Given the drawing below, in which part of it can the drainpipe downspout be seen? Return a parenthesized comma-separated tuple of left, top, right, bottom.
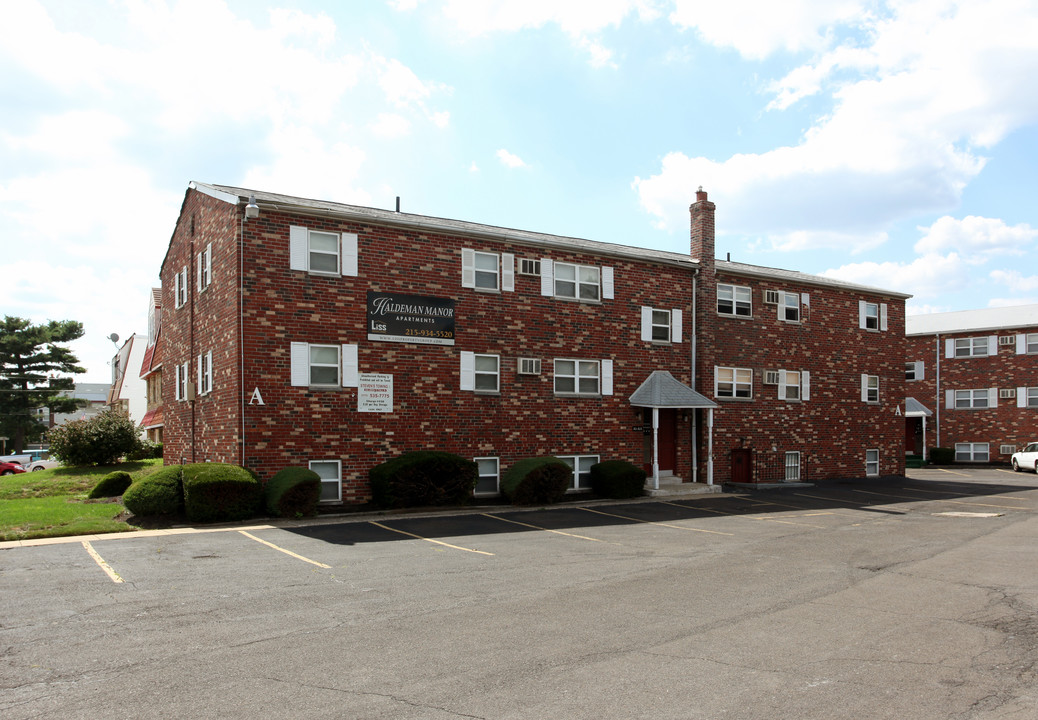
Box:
(935, 333, 941, 450)
(691, 268, 698, 483)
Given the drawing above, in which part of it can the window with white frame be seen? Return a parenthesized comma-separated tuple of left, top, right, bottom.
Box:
(1029, 388, 1038, 408)
(1016, 387, 1038, 408)
(780, 292, 801, 322)
(558, 455, 599, 491)
(310, 460, 342, 502)
(865, 449, 880, 476)
(197, 350, 213, 395)
(954, 337, 992, 357)
(717, 284, 752, 317)
(905, 361, 924, 381)
(715, 366, 752, 399)
(289, 342, 359, 388)
(474, 457, 499, 495)
(640, 307, 683, 343)
(462, 249, 514, 292)
(784, 451, 801, 481)
(554, 359, 602, 395)
(175, 361, 188, 401)
(289, 226, 358, 276)
(858, 301, 888, 331)
(1028, 334, 1038, 354)
(174, 266, 188, 308)
(555, 263, 601, 301)
(197, 242, 212, 292)
(779, 370, 809, 401)
(955, 443, 989, 462)
(955, 389, 990, 409)
(460, 352, 500, 392)
(861, 374, 879, 403)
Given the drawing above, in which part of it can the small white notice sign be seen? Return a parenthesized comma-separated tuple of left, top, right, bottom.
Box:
(358, 373, 393, 413)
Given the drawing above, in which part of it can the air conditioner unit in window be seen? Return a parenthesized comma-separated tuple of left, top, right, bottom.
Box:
(764, 370, 780, 385)
(999, 336, 1014, 346)
(518, 358, 541, 375)
(764, 290, 780, 305)
(518, 258, 541, 276)
(1000, 445, 1017, 455)
(999, 388, 1016, 399)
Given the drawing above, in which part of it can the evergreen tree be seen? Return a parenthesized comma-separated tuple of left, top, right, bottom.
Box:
(0, 316, 86, 453)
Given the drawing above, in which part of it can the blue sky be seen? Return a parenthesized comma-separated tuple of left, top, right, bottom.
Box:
(2, 0, 1038, 382)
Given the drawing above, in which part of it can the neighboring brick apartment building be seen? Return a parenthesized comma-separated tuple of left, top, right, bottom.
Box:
(158, 182, 908, 503)
(906, 305, 1038, 464)
(139, 288, 164, 444)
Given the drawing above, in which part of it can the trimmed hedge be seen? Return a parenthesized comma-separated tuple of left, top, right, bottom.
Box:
(123, 465, 185, 517)
(590, 460, 646, 499)
(929, 447, 954, 464)
(500, 457, 571, 505)
(88, 470, 133, 499)
(370, 451, 478, 509)
(265, 467, 322, 518)
(183, 463, 262, 523)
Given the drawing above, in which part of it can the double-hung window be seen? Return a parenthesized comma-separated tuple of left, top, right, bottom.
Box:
(858, 301, 888, 330)
(197, 351, 213, 396)
(174, 266, 188, 308)
(1021, 387, 1038, 408)
(555, 359, 613, 396)
(865, 449, 880, 476)
(474, 457, 500, 495)
(310, 460, 342, 502)
(905, 361, 924, 381)
(175, 361, 189, 401)
(955, 443, 989, 462)
(952, 388, 993, 409)
(1016, 333, 1038, 354)
(640, 307, 683, 343)
(779, 292, 803, 323)
(715, 366, 752, 399)
(462, 249, 514, 291)
(951, 336, 993, 358)
(540, 260, 613, 301)
(290, 342, 359, 388)
(558, 455, 599, 491)
(289, 226, 359, 276)
(460, 352, 500, 392)
(197, 243, 212, 292)
(717, 284, 752, 317)
(861, 374, 879, 403)
(778, 370, 809, 401)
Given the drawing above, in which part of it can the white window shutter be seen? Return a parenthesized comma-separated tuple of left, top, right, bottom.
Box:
(945, 339, 954, 358)
(778, 369, 786, 399)
(915, 360, 925, 380)
(880, 303, 888, 331)
(946, 390, 954, 409)
(460, 351, 474, 391)
(861, 374, 869, 402)
(290, 342, 309, 387)
(196, 354, 203, 392)
(540, 258, 553, 296)
(713, 366, 721, 397)
(988, 336, 998, 355)
(461, 248, 475, 288)
(777, 292, 785, 321)
(342, 233, 358, 276)
(1017, 334, 1027, 354)
(801, 293, 809, 307)
(342, 344, 358, 387)
(858, 300, 866, 329)
(640, 307, 653, 342)
(502, 253, 514, 292)
(671, 309, 682, 343)
(206, 350, 213, 392)
(989, 388, 998, 408)
(289, 226, 308, 271)
(196, 252, 202, 291)
(802, 371, 810, 401)
(174, 363, 182, 400)
(601, 359, 613, 396)
(174, 271, 181, 306)
(1018, 387, 1027, 408)
(602, 267, 614, 300)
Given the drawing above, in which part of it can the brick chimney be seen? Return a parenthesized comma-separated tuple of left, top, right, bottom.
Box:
(690, 186, 715, 272)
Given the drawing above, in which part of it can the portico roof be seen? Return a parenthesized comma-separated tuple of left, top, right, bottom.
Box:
(905, 397, 933, 417)
(630, 371, 718, 409)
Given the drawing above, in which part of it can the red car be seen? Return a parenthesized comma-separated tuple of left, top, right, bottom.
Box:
(0, 461, 26, 476)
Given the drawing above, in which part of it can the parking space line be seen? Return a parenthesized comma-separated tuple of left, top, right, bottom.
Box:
(482, 514, 612, 543)
(931, 468, 973, 477)
(850, 489, 1024, 510)
(239, 531, 332, 568)
(367, 521, 495, 556)
(82, 541, 123, 584)
(578, 507, 734, 535)
(897, 486, 1029, 502)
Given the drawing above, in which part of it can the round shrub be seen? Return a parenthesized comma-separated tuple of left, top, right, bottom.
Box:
(48, 407, 142, 466)
(182, 463, 261, 523)
(589, 460, 646, 499)
(500, 457, 571, 505)
(265, 467, 321, 518)
(88, 470, 133, 499)
(122, 465, 184, 517)
(370, 451, 478, 509)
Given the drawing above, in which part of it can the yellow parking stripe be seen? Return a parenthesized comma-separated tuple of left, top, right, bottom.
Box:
(578, 507, 733, 535)
(482, 513, 610, 543)
(239, 531, 332, 568)
(367, 521, 494, 556)
(82, 541, 123, 583)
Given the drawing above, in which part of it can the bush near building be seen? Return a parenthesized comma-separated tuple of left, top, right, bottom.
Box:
(48, 408, 142, 466)
(264, 467, 321, 518)
(182, 463, 262, 523)
(88, 470, 133, 499)
(590, 460, 646, 499)
(370, 451, 479, 509)
(122, 465, 185, 517)
(500, 457, 572, 505)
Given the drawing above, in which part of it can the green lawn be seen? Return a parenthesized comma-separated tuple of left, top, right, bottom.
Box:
(0, 459, 163, 541)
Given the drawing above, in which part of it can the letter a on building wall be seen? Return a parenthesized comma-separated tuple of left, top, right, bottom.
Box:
(250, 388, 265, 405)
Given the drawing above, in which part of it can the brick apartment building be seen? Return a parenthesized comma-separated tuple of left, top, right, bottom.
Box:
(139, 288, 164, 444)
(158, 182, 908, 503)
(906, 305, 1038, 464)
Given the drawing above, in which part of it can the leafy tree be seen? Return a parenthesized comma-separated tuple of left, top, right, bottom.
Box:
(0, 316, 86, 452)
(48, 407, 142, 466)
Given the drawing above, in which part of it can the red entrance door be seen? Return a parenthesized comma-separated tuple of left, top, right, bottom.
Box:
(731, 448, 753, 483)
(904, 419, 916, 454)
(658, 409, 677, 473)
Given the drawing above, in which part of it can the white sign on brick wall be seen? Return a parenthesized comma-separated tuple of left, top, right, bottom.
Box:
(358, 373, 393, 413)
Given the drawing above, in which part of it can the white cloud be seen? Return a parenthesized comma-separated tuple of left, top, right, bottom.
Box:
(496, 149, 527, 168)
(370, 113, 412, 138)
(914, 216, 1037, 256)
(989, 270, 1038, 293)
(821, 252, 971, 299)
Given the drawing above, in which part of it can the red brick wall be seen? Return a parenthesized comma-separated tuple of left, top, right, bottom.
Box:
(906, 330, 1038, 460)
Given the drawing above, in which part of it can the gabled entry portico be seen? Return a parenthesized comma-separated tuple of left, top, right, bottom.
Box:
(630, 370, 718, 490)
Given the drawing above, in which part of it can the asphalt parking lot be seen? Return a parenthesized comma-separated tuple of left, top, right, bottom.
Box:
(3, 466, 1037, 719)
